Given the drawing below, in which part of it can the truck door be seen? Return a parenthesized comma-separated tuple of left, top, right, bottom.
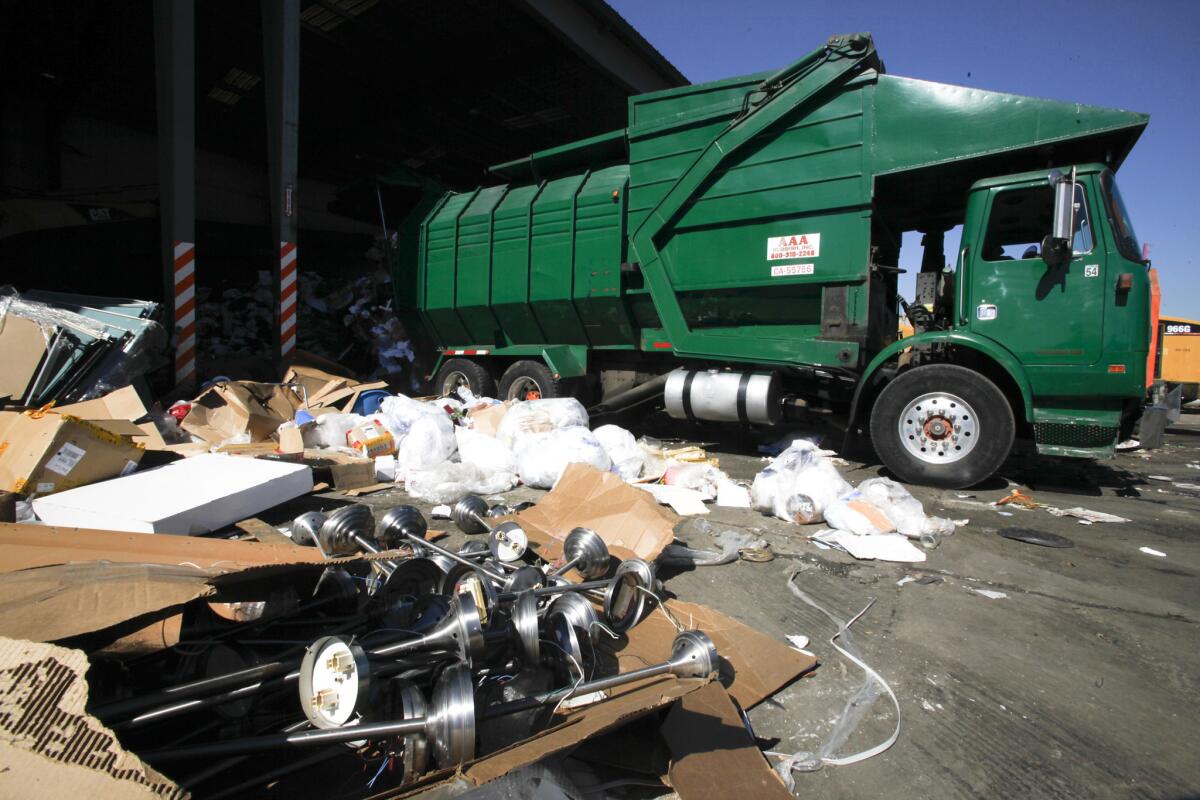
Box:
(966, 180, 1104, 365)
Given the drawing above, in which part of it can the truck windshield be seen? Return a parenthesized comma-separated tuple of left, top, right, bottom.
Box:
(1100, 170, 1143, 263)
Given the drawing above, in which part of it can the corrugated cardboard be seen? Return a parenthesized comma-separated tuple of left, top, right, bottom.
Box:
(56, 385, 169, 450)
(0, 410, 144, 496)
(468, 400, 514, 437)
(181, 381, 302, 444)
(0, 562, 214, 643)
(662, 682, 793, 800)
(0, 315, 47, 402)
(30, 453, 313, 533)
(0, 522, 325, 573)
(0, 637, 186, 799)
(304, 449, 377, 490)
(513, 463, 677, 562)
(281, 365, 388, 412)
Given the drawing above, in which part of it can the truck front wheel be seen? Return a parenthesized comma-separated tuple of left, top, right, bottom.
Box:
(869, 364, 1014, 488)
(435, 358, 497, 399)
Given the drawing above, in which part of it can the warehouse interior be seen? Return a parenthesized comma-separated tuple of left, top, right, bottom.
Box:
(0, 0, 685, 379)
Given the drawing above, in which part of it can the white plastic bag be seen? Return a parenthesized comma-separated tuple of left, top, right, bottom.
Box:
(515, 426, 611, 489)
(751, 441, 851, 523)
(825, 490, 897, 536)
(496, 398, 589, 449)
(405, 462, 516, 503)
(304, 413, 365, 449)
(663, 462, 727, 499)
(855, 476, 955, 537)
(377, 394, 444, 437)
(455, 427, 518, 479)
(592, 424, 645, 481)
(397, 413, 457, 473)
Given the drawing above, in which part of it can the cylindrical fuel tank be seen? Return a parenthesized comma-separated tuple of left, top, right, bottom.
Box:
(664, 369, 781, 425)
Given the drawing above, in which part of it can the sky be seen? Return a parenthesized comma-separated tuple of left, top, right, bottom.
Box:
(609, 0, 1200, 318)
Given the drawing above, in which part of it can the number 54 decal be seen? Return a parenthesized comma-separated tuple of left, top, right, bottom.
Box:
(1084, 265, 1100, 277)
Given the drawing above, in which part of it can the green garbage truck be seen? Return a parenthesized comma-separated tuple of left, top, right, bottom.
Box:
(411, 33, 1154, 488)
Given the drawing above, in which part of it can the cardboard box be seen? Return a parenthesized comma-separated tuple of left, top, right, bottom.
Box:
(30, 452, 313, 533)
(346, 418, 396, 457)
(181, 380, 303, 444)
(281, 364, 388, 413)
(303, 449, 376, 490)
(0, 410, 145, 496)
(57, 385, 169, 450)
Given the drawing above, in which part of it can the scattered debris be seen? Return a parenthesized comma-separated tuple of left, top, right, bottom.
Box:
(1139, 546, 1167, 558)
(0, 286, 165, 406)
(1044, 507, 1129, 524)
(810, 529, 927, 562)
(995, 489, 1039, 509)
(973, 589, 1008, 599)
(998, 528, 1075, 548)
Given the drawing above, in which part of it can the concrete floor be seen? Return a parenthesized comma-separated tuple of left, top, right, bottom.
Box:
(323, 415, 1200, 799)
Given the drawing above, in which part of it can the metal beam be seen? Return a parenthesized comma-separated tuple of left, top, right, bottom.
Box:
(518, 0, 687, 93)
(262, 0, 301, 364)
(153, 0, 197, 387)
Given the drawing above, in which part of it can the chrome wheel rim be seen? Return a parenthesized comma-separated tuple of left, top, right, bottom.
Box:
(441, 370, 470, 397)
(506, 376, 542, 401)
(898, 391, 979, 464)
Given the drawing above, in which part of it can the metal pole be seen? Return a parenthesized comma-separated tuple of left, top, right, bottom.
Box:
(152, 0, 196, 388)
(261, 0, 300, 365)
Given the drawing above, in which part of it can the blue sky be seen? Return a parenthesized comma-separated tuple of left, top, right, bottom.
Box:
(610, 0, 1200, 318)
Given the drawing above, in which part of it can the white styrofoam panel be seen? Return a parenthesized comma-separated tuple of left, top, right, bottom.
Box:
(32, 453, 313, 534)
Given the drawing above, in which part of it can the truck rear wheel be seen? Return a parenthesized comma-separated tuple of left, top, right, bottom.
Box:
(435, 358, 496, 399)
(869, 364, 1014, 488)
(499, 360, 561, 401)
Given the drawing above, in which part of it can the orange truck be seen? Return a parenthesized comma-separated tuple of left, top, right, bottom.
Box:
(1155, 316, 1200, 405)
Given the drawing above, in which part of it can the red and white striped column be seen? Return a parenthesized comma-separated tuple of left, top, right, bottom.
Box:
(173, 240, 197, 386)
(279, 240, 298, 359)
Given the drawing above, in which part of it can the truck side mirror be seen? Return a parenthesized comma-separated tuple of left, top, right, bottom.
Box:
(1044, 167, 1076, 267)
(1051, 178, 1074, 241)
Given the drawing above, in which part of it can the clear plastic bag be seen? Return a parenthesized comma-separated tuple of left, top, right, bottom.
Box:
(855, 477, 956, 537)
(663, 462, 727, 499)
(397, 413, 457, 473)
(515, 426, 611, 489)
(751, 441, 851, 524)
(304, 413, 365, 449)
(496, 398, 589, 449)
(824, 491, 895, 536)
(592, 424, 644, 481)
(455, 426, 518, 478)
(405, 461, 516, 503)
(377, 394, 444, 437)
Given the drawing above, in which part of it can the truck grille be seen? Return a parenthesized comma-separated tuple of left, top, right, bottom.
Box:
(1033, 423, 1118, 448)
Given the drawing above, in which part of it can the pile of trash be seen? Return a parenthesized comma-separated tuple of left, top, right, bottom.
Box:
(751, 440, 956, 562)
(195, 263, 417, 385)
(0, 285, 166, 406)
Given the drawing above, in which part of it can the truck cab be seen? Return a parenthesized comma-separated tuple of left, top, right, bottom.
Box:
(954, 165, 1150, 453)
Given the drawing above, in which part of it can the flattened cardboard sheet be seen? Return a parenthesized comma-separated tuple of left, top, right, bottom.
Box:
(0, 637, 185, 799)
(514, 463, 677, 562)
(662, 681, 793, 800)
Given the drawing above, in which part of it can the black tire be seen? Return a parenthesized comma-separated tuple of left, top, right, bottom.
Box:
(869, 364, 1014, 488)
(498, 360, 561, 401)
(434, 358, 496, 399)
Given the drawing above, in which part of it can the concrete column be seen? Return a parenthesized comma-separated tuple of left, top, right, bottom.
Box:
(261, 0, 300, 364)
(153, 0, 197, 387)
